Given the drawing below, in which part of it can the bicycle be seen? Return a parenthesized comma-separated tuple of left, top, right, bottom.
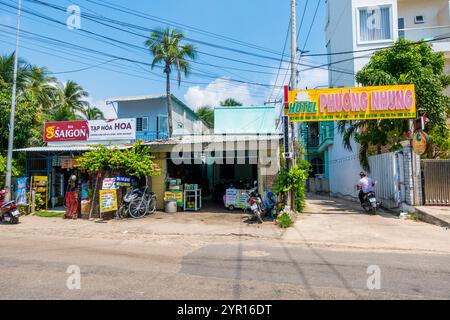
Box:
(115, 187, 142, 219)
(128, 186, 157, 219)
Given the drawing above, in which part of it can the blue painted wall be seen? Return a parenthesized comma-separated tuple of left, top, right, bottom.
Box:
(214, 106, 276, 134)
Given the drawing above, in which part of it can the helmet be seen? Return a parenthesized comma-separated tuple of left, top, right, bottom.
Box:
(267, 192, 275, 198)
(360, 171, 366, 177)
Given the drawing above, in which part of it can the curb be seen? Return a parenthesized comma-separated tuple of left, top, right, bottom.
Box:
(415, 208, 450, 228)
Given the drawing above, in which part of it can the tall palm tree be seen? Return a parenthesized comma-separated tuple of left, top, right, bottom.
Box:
(145, 27, 197, 136)
(51, 80, 88, 121)
(26, 66, 57, 112)
(0, 53, 32, 92)
(81, 106, 104, 120)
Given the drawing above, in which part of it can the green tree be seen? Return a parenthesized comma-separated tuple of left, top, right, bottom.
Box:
(338, 39, 450, 168)
(0, 53, 32, 92)
(220, 98, 243, 107)
(81, 106, 105, 120)
(0, 83, 42, 149)
(145, 27, 197, 136)
(50, 80, 88, 121)
(0, 153, 20, 189)
(76, 142, 161, 178)
(26, 66, 57, 114)
(195, 105, 214, 128)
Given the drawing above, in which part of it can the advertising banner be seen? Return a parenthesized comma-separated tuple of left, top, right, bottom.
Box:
(164, 191, 183, 206)
(102, 178, 117, 190)
(44, 121, 89, 142)
(44, 119, 136, 142)
(225, 189, 249, 209)
(88, 119, 136, 141)
(285, 85, 416, 122)
(99, 189, 118, 213)
(115, 176, 132, 187)
(16, 177, 28, 205)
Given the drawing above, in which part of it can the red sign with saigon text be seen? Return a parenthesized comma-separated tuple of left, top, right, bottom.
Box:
(44, 121, 90, 142)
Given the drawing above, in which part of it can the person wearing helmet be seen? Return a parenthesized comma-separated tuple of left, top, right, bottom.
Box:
(357, 171, 374, 205)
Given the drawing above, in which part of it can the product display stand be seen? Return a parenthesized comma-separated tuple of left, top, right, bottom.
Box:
(183, 189, 202, 211)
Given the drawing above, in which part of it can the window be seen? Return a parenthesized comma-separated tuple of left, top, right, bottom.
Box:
(157, 115, 168, 138)
(136, 117, 148, 132)
(398, 17, 405, 38)
(414, 15, 425, 24)
(358, 6, 392, 42)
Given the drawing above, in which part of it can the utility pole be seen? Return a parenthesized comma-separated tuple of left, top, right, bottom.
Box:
(286, 0, 297, 210)
(4, 0, 22, 201)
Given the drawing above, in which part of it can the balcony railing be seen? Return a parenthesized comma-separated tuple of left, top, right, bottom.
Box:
(398, 25, 450, 43)
(135, 131, 169, 142)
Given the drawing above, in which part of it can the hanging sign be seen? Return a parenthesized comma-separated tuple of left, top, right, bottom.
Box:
(102, 178, 117, 190)
(285, 85, 416, 122)
(412, 130, 429, 155)
(99, 189, 118, 213)
(115, 176, 131, 187)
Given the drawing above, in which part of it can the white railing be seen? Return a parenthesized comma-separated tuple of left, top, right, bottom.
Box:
(398, 25, 450, 42)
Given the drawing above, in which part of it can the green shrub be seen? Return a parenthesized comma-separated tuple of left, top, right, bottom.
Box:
(276, 212, 294, 228)
(273, 161, 311, 213)
(34, 192, 45, 211)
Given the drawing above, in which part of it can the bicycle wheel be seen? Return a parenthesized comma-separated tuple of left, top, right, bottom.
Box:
(117, 205, 128, 219)
(128, 197, 147, 219)
(147, 196, 157, 214)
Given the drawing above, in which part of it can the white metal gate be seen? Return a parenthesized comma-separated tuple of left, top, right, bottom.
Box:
(368, 152, 403, 209)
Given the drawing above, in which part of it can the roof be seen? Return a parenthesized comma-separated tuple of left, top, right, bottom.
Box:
(106, 94, 210, 128)
(107, 94, 166, 103)
(14, 144, 134, 153)
(142, 134, 282, 146)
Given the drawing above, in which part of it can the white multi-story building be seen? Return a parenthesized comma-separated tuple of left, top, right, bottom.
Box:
(310, 0, 450, 199)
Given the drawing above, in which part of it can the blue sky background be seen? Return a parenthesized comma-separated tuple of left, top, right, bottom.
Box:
(0, 0, 328, 118)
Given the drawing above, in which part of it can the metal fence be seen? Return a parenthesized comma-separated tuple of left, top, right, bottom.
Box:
(368, 152, 403, 209)
(422, 160, 450, 206)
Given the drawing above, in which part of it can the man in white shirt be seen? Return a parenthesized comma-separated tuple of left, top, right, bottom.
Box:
(357, 171, 374, 204)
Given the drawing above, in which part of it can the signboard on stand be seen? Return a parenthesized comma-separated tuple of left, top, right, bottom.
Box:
(285, 85, 416, 122)
(99, 189, 118, 213)
(102, 178, 117, 190)
(115, 176, 132, 187)
(16, 177, 28, 205)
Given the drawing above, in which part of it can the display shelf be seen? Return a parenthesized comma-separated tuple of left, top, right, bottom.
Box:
(183, 189, 202, 211)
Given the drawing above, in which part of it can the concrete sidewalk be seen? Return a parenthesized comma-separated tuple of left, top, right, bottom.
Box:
(283, 194, 450, 254)
(415, 206, 450, 228)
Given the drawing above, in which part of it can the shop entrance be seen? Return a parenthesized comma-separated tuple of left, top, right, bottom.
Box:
(166, 153, 258, 212)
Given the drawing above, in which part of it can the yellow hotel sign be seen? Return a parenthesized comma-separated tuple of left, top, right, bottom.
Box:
(285, 84, 416, 122)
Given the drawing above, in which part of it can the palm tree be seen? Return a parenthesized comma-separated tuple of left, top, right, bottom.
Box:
(0, 53, 32, 92)
(195, 105, 214, 128)
(145, 27, 197, 136)
(26, 66, 57, 112)
(50, 80, 89, 121)
(81, 106, 104, 120)
(220, 98, 243, 107)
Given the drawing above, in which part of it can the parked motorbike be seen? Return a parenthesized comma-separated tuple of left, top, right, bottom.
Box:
(246, 182, 264, 223)
(0, 190, 20, 224)
(116, 187, 142, 219)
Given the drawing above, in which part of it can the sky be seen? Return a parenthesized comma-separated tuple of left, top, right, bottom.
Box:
(0, 0, 328, 118)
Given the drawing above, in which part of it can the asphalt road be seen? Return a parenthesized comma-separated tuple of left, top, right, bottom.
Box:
(1, 232, 449, 299)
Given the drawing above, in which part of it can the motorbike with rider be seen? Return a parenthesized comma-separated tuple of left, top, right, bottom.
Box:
(357, 171, 380, 214)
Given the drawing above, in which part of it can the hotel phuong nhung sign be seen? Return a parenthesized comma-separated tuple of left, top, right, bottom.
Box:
(285, 85, 416, 122)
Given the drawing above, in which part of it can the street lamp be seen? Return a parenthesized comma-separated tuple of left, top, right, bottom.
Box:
(4, 0, 22, 201)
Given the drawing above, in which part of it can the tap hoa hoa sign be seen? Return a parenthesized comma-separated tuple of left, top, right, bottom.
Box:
(44, 119, 136, 142)
(285, 84, 416, 122)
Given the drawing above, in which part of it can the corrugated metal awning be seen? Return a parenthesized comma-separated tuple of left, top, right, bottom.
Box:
(14, 144, 133, 153)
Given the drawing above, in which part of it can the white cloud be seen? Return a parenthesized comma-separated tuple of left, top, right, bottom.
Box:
(184, 77, 258, 110)
(298, 67, 329, 90)
(86, 97, 117, 119)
